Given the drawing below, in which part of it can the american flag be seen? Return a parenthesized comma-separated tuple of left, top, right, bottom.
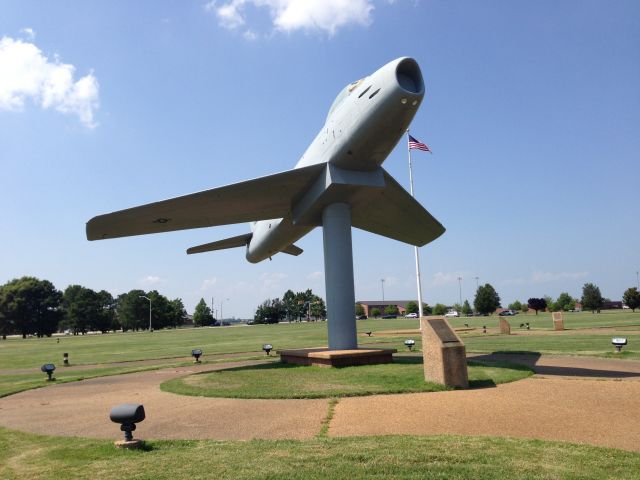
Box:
(408, 134, 432, 153)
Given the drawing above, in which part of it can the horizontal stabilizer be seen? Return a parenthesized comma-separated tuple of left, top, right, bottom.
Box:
(281, 244, 303, 256)
(350, 169, 445, 247)
(187, 233, 252, 255)
(87, 163, 326, 241)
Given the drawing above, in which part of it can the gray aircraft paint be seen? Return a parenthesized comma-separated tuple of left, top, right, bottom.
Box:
(87, 57, 445, 350)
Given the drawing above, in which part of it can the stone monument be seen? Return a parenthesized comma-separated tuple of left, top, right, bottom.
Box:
(420, 316, 468, 389)
(552, 312, 564, 331)
(499, 317, 511, 335)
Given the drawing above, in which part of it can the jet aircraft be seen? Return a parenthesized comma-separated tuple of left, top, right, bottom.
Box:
(87, 57, 445, 350)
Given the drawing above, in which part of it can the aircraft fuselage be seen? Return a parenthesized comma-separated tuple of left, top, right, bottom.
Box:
(246, 57, 425, 263)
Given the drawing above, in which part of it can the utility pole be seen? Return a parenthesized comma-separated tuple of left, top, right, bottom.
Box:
(458, 276, 463, 308)
(139, 296, 152, 332)
(381, 278, 385, 303)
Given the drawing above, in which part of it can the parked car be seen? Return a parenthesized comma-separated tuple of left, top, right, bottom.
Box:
(404, 312, 418, 318)
(498, 310, 518, 316)
(356, 315, 368, 320)
(444, 310, 459, 317)
(381, 314, 397, 319)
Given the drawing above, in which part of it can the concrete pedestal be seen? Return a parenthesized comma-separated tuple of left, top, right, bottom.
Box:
(420, 316, 468, 389)
(278, 348, 396, 367)
(114, 439, 144, 449)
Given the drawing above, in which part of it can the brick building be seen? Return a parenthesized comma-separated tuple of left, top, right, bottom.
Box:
(355, 300, 414, 317)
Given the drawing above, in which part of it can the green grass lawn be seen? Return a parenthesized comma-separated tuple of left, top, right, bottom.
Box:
(1, 310, 638, 373)
(0, 354, 267, 398)
(160, 357, 532, 399)
(1, 427, 638, 480)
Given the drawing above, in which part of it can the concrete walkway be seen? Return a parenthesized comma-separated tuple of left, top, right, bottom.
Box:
(0, 354, 639, 452)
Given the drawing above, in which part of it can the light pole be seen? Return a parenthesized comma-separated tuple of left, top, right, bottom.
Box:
(381, 278, 385, 303)
(220, 298, 229, 322)
(475, 276, 479, 291)
(636, 271, 639, 290)
(457, 276, 463, 308)
(139, 296, 152, 332)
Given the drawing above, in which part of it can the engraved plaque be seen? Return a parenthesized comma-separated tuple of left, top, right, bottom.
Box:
(427, 318, 459, 343)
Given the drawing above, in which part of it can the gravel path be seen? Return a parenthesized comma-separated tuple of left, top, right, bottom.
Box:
(1, 354, 639, 451)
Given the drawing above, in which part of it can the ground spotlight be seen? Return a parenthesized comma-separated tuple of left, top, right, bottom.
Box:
(41, 363, 56, 381)
(63, 352, 69, 366)
(110, 403, 146, 448)
(263, 344, 273, 355)
(192, 348, 203, 363)
(365, 331, 372, 337)
(404, 339, 415, 351)
(612, 337, 627, 353)
(483, 326, 487, 334)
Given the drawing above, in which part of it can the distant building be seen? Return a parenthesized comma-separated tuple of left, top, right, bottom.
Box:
(602, 301, 623, 310)
(355, 300, 414, 317)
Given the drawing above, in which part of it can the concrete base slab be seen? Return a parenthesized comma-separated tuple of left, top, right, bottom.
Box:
(278, 347, 397, 367)
(114, 439, 144, 449)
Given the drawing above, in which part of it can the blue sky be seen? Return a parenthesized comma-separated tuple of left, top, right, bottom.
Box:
(1, 1, 638, 318)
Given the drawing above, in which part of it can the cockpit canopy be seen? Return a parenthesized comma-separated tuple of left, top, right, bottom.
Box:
(326, 78, 365, 121)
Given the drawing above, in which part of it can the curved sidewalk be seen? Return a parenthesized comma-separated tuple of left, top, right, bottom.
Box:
(0, 355, 639, 452)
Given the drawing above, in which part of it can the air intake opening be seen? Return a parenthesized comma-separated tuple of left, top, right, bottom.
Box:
(396, 58, 424, 94)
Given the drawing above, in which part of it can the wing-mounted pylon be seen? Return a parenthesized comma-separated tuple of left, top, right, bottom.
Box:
(289, 163, 445, 247)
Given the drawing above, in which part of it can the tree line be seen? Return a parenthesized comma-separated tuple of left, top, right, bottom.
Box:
(253, 289, 326, 324)
(0, 276, 187, 339)
(355, 281, 640, 319)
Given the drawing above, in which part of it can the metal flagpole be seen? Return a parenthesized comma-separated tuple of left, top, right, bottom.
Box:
(407, 129, 425, 320)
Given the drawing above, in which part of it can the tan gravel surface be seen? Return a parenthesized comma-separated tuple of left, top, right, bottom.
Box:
(0, 360, 328, 440)
(330, 355, 640, 452)
(1, 354, 639, 451)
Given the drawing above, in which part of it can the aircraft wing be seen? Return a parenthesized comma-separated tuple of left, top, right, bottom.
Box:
(86, 164, 326, 240)
(351, 169, 445, 247)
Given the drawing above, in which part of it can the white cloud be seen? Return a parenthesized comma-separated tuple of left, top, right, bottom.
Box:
(428, 272, 463, 288)
(20, 28, 36, 40)
(243, 29, 258, 40)
(206, 0, 375, 36)
(0, 36, 99, 127)
(260, 271, 287, 289)
(307, 271, 324, 280)
(199, 277, 218, 291)
(139, 275, 163, 286)
(531, 271, 588, 283)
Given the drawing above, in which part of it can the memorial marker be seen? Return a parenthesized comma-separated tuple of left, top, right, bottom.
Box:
(420, 316, 468, 388)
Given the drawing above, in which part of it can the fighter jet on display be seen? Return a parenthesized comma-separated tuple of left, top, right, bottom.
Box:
(87, 57, 445, 350)
(87, 57, 444, 258)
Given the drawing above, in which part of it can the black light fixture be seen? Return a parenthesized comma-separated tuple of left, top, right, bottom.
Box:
(404, 339, 415, 351)
(110, 403, 146, 447)
(41, 363, 56, 381)
(482, 326, 487, 334)
(63, 352, 69, 366)
(263, 344, 273, 355)
(365, 331, 372, 337)
(191, 348, 203, 363)
(612, 337, 627, 353)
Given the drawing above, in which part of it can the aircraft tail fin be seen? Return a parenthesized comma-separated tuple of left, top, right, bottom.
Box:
(187, 233, 252, 255)
(282, 244, 303, 256)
